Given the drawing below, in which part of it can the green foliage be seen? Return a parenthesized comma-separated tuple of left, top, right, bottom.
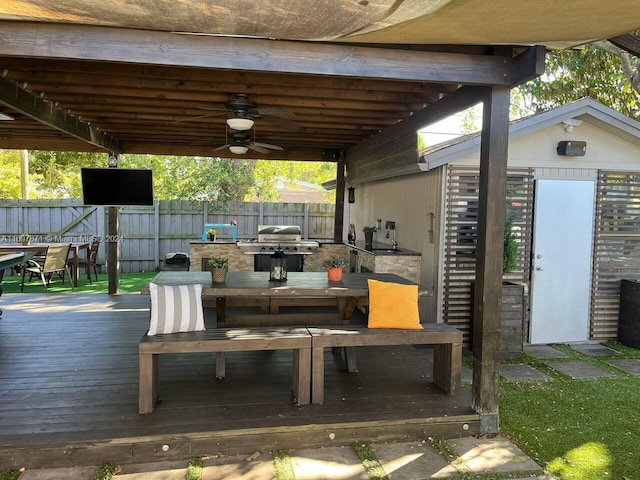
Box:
(186, 457, 203, 480)
(250, 160, 335, 202)
(517, 45, 640, 120)
(0, 271, 158, 294)
(0, 469, 22, 480)
(503, 215, 518, 274)
(322, 257, 348, 269)
(353, 442, 388, 480)
(94, 461, 118, 480)
(500, 344, 640, 479)
(362, 226, 376, 233)
(208, 256, 229, 269)
(273, 449, 295, 480)
(0, 150, 22, 199)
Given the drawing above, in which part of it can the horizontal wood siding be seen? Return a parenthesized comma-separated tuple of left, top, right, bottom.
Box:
(0, 200, 335, 273)
(443, 166, 534, 345)
(591, 171, 640, 341)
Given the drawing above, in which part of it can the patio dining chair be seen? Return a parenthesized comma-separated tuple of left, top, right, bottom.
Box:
(20, 243, 74, 292)
(69, 238, 100, 283)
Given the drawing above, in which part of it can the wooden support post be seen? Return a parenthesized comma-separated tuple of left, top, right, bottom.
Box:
(334, 150, 346, 243)
(472, 86, 510, 434)
(107, 153, 120, 294)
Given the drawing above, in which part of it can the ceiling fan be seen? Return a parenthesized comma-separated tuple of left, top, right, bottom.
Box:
(214, 130, 284, 155)
(180, 93, 302, 131)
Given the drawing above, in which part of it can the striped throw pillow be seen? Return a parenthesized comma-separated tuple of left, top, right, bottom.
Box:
(148, 283, 205, 335)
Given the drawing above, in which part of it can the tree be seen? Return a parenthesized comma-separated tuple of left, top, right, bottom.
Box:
(517, 44, 640, 119)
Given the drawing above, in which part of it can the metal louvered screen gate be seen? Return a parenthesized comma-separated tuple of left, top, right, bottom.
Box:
(443, 166, 534, 345)
(592, 171, 640, 341)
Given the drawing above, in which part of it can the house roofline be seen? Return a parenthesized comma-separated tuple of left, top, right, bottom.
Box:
(419, 98, 640, 171)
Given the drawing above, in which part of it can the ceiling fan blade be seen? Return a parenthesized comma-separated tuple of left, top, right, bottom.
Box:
(255, 107, 295, 117)
(249, 144, 271, 154)
(261, 115, 303, 131)
(253, 141, 284, 151)
(195, 106, 228, 112)
(214, 144, 231, 151)
(169, 113, 226, 124)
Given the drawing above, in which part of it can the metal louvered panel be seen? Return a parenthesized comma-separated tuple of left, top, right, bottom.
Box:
(591, 171, 640, 341)
(443, 166, 534, 345)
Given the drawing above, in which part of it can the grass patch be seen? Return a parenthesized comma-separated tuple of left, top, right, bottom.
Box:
(93, 461, 120, 480)
(0, 271, 158, 294)
(353, 442, 388, 480)
(186, 457, 203, 480)
(499, 344, 640, 479)
(0, 470, 22, 480)
(273, 449, 295, 480)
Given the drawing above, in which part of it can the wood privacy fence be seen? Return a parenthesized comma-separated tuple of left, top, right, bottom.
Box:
(0, 200, 335, 273)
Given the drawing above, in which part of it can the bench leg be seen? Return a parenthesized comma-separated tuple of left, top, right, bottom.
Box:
(311, 346, 325, 404)
(139, 352, 158, 414)
(215, 352, 226, 379)
(433, 341, 462, 395)
(293, 348, 311, 405)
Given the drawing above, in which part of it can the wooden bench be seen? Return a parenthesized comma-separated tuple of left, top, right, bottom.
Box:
(306, 324, 463, 404)
(138, 327, 312, 414)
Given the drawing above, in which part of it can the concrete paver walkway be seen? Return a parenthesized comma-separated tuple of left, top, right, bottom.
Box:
(11, 436, 553, 480)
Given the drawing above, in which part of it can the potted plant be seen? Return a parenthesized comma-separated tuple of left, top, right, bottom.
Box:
(21, 234, 32, 246)
(207, 228, 217, 242)
(208, 256, 228, 283)
(362, 226, 376, 248)
(323, 257, 348, 282)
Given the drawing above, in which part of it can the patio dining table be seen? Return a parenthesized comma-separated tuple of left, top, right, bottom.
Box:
(0, 241, 91, 288)
(143, 271, 422, 372)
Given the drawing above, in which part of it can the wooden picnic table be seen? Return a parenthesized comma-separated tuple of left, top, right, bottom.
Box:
(143, 271, 422, 372)
(143, 270, 418, 324)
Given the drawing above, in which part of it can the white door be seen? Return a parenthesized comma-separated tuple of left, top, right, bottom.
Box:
(529, 179, 595, 344)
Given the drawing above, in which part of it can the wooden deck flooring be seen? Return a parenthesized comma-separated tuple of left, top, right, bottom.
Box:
(0, 293, 478, 469)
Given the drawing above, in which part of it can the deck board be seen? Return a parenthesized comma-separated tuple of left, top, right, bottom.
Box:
(0, 292, 478, 468)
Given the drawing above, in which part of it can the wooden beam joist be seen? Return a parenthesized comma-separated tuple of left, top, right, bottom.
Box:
(0, 76, 122, 153)
(0, 21, 536, 86)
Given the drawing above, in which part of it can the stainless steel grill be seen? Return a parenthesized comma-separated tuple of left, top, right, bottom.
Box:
(237, 225, 319, 255)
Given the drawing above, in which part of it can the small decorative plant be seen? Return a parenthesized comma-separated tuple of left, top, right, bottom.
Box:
(207, 228, 217, 241)
(323, 257, 348, 269)
(323, 257, 347, 281)
(503, 215, 518, 274)
(362, 226, 376, 234)
(208, 256, 228, 270)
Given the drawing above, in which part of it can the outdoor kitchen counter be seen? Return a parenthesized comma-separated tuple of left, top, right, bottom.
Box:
(346, 241, 421, 256)
(346, 242, 422, 284)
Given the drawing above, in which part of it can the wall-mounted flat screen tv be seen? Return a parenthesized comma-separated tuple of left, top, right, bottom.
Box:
(81, 168, 154, 206)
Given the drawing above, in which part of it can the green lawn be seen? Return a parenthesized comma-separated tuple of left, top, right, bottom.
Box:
(497, 342, 640, 479)
(0, 271, 158, 294)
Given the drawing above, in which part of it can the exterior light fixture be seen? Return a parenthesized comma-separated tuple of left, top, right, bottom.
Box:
(226, 118, 254, 131)
(269, 250, 287, 282)
(348, 186, 355, 204)
(228, 145, 248, 154)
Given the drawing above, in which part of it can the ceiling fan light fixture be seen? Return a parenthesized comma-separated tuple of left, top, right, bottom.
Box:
(227, 118, 254, 131)
(229, 145, 249, 154)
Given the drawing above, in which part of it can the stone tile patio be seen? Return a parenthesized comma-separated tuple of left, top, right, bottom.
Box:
(570, 343, 621, 356)
(501, 363, 552, 381)
(608, 359, 640, 376)
(547, 361, 615, 379)
(524, 345, 568, 358)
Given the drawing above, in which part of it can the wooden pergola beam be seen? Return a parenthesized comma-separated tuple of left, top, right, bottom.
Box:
(0, 76, 122, 153)
(0, 21, 536, 86)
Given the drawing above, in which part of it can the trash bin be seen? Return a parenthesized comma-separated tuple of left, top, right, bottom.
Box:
(619, 279, 640, 348)
(160, 252, 190, 271)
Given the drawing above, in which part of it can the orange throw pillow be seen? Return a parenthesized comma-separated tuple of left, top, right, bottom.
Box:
(367, 279, 423, 329)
